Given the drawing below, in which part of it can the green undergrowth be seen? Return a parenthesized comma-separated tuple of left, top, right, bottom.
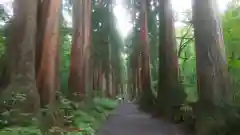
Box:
(0, 93, 118, 135)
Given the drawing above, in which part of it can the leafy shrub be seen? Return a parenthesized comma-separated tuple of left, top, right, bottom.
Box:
(0, 92, 118, 135)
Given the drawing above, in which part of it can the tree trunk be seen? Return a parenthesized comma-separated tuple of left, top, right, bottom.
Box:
(130, 0, 137, 100)
(137, 54, 142, 95)
(35, 0, 50, 75)
(0, 54, 9, 89)
(130, 53, 137, 100)
(84, 0, 92, 99)
(139, 0, 151, 91)
(37, 0, 61, 107)
(156, 0, 186, 117)
(35, 1, 63, 134)
(138, 0, 154, 109)
(102, 73, 107, 96)
(93, 68, 97, 90)
(192, 0, 231, 134)
(106, 69, 111, 98)
(98, 66, 103, 90)
(132, 68, 137, 99)
(68, 0, 92, 100)
(0, 0, 40, 121)
(112, 72, 117, 97)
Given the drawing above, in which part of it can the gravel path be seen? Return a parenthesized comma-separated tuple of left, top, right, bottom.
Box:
(96, 103, 185, 135)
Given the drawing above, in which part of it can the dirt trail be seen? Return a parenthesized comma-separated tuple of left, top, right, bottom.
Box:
(96, 103, 185, 135)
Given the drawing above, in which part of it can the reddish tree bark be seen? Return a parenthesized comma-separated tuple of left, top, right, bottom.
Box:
(84, 0, 93, 98)
(138, 0, 153, 107)
(139, 0, 151, 92)
(35, 1, 66, 134)
(129, 1, 138, 100)
(156, 0, 186, 117)
(193, 0, 230, 108)
(192, 0, 231, 134)
(69, 0, 92, 99)
(36, 0, 61, 106)
(130, 48, 140, 99)
(35, 0, 50, 75)
(111, 71, 117, 97)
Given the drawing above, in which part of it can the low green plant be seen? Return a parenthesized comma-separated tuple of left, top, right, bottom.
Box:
(0, 92, 118, 135)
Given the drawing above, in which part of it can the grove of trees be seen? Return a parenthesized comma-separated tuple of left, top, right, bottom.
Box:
(0, 0, 240, 135)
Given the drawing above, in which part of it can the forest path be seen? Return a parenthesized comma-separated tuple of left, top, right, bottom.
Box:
(96, 103, 185, 135)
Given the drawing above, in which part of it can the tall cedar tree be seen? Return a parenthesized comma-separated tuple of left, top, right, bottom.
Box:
(69, 0, 92, 99)
(0, 0, 40, 118)
(36, 0, 61, 107)
(192, 0, 231, 134)
(138, 0, 154, 108)
(157, 0, 186, 118)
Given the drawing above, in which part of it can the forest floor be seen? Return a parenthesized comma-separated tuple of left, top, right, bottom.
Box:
(96, 103, 186, 135)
